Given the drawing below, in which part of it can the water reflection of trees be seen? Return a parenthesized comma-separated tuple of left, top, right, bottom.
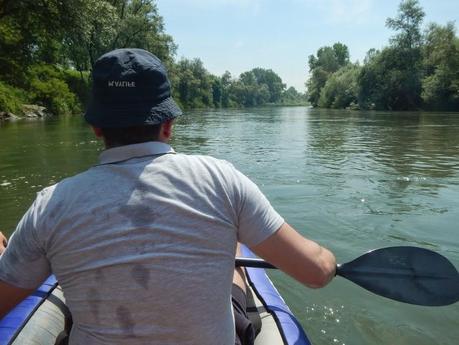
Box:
(304, 108, 352, 167)
(359, 111, 459, 187)
(306, 109, 459, 193)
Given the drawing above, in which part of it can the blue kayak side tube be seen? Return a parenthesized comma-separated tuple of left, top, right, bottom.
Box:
(241, 245, 311, 345)
(0, 275, 59, 345)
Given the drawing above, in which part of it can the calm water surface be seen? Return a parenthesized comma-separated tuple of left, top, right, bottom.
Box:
(1, 107, 458, 345)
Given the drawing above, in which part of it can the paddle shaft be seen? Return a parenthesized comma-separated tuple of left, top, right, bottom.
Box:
(236, 258, 346, 276)
(236, 257, 347, 276)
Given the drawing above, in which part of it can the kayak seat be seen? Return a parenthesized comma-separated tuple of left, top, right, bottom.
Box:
(246, 287, 262, 336)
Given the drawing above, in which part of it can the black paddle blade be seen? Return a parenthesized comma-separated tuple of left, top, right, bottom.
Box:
(337, 246, 459, 306)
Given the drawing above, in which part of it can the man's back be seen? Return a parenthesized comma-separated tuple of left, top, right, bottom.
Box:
(3, 142, 283, 344)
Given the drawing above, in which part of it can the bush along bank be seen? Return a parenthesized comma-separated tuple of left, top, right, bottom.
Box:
(0, 67, 90, 122)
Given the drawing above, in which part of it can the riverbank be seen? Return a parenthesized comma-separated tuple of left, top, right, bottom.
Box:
(0, 67, 88, 122)
(0, 105, 52, 123)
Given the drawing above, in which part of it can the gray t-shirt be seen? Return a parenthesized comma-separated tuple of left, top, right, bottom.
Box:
(0, 142, 284, 345)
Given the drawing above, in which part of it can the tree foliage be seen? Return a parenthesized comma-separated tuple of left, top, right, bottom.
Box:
(307, 0, 459, 111)
(0, 0, 177, 115)
(27, 64, 81, 115)
(0, 81, 26, 114)
(281, 87, 307, 105)
(319, 64, 361, 109)
(230, 68, 286, 107)
(63, 0, 176, 72)
(358, 46, 424, 110)
(422, 23, 459, 110)
(173, 58, 214, 109)
(250, 68, 286, 103)
(356, 0, 424, 110)
(0, 0, 71, 84)
(172, 64, 302, 109)
(306, 43, 350, 107)
(386, 0, 424, 50)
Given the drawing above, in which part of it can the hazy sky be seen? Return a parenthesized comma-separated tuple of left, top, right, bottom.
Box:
(156, 0, 459, 92)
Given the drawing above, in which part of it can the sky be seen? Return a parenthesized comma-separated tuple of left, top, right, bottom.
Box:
(156, 0, 459, 92)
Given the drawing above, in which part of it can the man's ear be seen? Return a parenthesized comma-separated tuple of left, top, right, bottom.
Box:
(92, 127, 103, 138)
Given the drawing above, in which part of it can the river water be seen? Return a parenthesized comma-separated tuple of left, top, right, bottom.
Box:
(1, 107, 458, 344)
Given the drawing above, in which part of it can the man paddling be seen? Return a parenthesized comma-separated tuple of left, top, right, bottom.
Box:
(0, 48, 336, 345)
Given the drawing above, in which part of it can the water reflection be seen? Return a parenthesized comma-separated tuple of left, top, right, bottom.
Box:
(305, 109, 459, 213)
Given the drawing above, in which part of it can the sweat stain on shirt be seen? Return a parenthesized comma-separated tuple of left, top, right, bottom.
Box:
(131, 264, 150, 290)
(116, 305, 136, 337)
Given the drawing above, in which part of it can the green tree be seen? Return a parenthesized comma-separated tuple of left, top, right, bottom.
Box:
(174, 58, 213, 109)
(63, 1, 117, 72)
(0, 81, 27, 114)
(306, 43, 350, 107)
(386, 0, 425, 50)
(231, 72, 266, 107)
(421, 22, 459, 110)
(358, 0, 425, 110)
(64, 0, 176, 73)
(250, 68, 286, 103)
(281, 87, 307, 105)
(319, 64, 361, 109)
(211, 76, 222, 108)
(28, 64, 81, 115)
(358, 47, 414, 110)
(229, 68, 285, 107)
(331, 42, 350, 67)
(220, 71, 234, 108)
(0, 0, 73, 85)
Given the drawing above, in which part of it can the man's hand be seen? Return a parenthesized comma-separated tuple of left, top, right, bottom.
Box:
(0, 231, 8, 255)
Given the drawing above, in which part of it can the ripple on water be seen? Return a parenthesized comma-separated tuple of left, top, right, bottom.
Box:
(305, 303, 347, 345)
(305, 300, 447, 345)
(0, 180, 12, 187)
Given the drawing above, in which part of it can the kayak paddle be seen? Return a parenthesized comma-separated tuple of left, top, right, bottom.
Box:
(236, 246, 459, 306)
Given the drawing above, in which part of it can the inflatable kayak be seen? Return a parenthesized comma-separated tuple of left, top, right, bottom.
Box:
(0, 247, 310, 345)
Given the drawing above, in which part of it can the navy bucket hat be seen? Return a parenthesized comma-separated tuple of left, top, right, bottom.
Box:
(85, 48, 182, 128)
